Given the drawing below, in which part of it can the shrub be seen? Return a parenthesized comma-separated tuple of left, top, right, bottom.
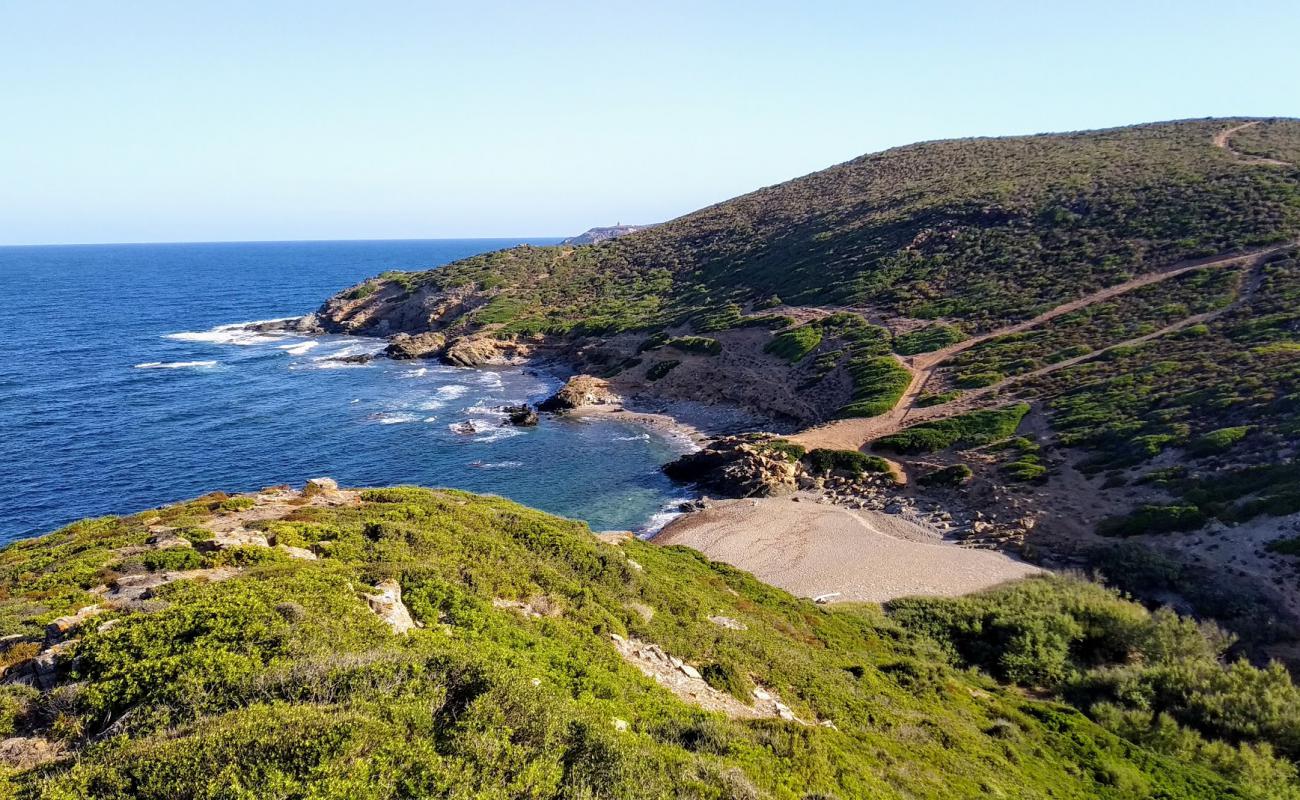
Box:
(1097, 505, 1207, 537)
(646, 360, 681, 381)
(803, 449, 891, 476)
(918, 464, 973, 487)
(1190, 426, 1252, 456)
(665, 336, 722, 355)
(875, 404, 1030, 453)
(1266, 536, 1300, 556)
(701, 660, 754, 701)
(917, 390, 961, 407)
(835, 357, 912, 418)
(956, 371, 1003, 389)
(141, 547, 207, 572)
(893, 324, 964, 355)
(764, 325, 822, 362)
(759, 439, 806, 462)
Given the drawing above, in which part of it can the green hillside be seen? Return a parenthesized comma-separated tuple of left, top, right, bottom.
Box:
(326, 118, 1300, 338)
(1, 487, 1298, 798)
(314, 118, 1300, 650)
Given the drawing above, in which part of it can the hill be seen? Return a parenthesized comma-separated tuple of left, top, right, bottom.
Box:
(309, 117, 1300, 656)
(1, 484, 1298, 797)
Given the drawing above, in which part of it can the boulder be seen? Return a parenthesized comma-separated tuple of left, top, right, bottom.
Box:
(364, 579, 418, 634)
(537, 375, 621, 412)
(45, 605, 103, 643)
(384, 331, 447, 360)
(303, 477, 341, 499)
(502, 404, 539, 426)
(322, 353, 374, 365)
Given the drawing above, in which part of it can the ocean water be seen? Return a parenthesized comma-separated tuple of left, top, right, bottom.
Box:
(0, 240, 694, 543)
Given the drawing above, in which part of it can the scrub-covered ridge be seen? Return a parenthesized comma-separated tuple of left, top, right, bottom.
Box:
(307, 117, 1300, 662)
(1, 484, 1299, 798)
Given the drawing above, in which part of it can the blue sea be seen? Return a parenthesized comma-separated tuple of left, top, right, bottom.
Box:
(0, 240, 694, 543)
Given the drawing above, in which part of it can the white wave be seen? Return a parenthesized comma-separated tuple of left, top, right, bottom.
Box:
(471, 460, 523, 469)
(615, 433, 651, 442)
(417, 399, 446, 411)
(473, 422, 522, 443)
(435, 384, 469, 400)
(279, 341, 318, 356)
(371, 412, 419, 425)
(165, 319, 296, 346)
(134, 360, 219, 370)
(640, 497, 695, 536)
(465, 401, 507, 417)
(423, 416, 439, 423)
(400, 367, 429, 378)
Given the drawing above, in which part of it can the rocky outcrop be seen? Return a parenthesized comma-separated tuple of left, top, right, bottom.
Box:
(662, 435, 800, 497)
(45, 605, 103, 643)
(442, 335, 532, 367)
(384, 332, 447, 360)
(245, 315, 323, 334)
(538, 375, 621, 412)
(364, 579, 417, 634)
(560, 224, 656, 246)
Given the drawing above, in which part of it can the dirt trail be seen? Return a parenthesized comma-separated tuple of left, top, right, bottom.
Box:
(792, 242, 1292, 452)
(1213, 121, 1294, 167)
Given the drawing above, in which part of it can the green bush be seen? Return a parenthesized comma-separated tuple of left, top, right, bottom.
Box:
(758, 439, 806, 462)
(956, 371, 1003, 389)
(918, 464, 973, 487)
(917, 390, 962, 407)
(1190, 426, 1252, 456)
(803, 449, 892, 476)
(646, 360, 681, 381)
(664, 336, 722, 355)
(764, 325, 822, 362)
(835, 356, 912, 418)
(893, 324, 964, 355)
(141, 547, 207, 572)
(875, 404, 1030, 453)
(1097, 505, 1207, 537)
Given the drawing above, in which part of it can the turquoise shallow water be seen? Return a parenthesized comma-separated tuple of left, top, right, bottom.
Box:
(0, 240, 694, 542)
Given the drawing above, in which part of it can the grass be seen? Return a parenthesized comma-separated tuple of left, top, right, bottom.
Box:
(0, 490, 1295, 798)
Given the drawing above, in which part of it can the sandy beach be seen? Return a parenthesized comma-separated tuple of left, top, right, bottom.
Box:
(654, 497, 1042, 604)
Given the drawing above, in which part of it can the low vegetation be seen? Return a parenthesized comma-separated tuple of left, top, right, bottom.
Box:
(874, 404, 1030, 454)
(0, 490, 1296, 797)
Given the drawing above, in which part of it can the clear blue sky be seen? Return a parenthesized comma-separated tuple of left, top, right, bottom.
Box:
(2, 1, 1297, 246)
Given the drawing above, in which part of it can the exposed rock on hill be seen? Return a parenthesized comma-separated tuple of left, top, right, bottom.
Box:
(560, 223, 655, 245)
(537, 374, 621, 411)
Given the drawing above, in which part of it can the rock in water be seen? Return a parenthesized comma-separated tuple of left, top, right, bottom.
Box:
(502, 404, 539, 426)
(537, 375, 621, 412)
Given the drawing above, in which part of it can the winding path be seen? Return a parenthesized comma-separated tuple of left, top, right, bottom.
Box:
(790, 123, 1296, 452)
(792, 242, 1294, 451)
(1213, 120, 1294, 168)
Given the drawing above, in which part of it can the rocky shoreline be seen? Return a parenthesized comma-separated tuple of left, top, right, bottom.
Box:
(242, 317, 1042, 558)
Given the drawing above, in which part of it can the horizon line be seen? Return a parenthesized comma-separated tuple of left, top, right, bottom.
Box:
(0, 234, 569, 249)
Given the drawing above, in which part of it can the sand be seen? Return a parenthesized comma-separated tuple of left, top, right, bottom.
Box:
(654, 497, 1042, 604)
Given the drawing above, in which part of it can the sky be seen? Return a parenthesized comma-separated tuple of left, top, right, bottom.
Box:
(2, 1, 1298, 246)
